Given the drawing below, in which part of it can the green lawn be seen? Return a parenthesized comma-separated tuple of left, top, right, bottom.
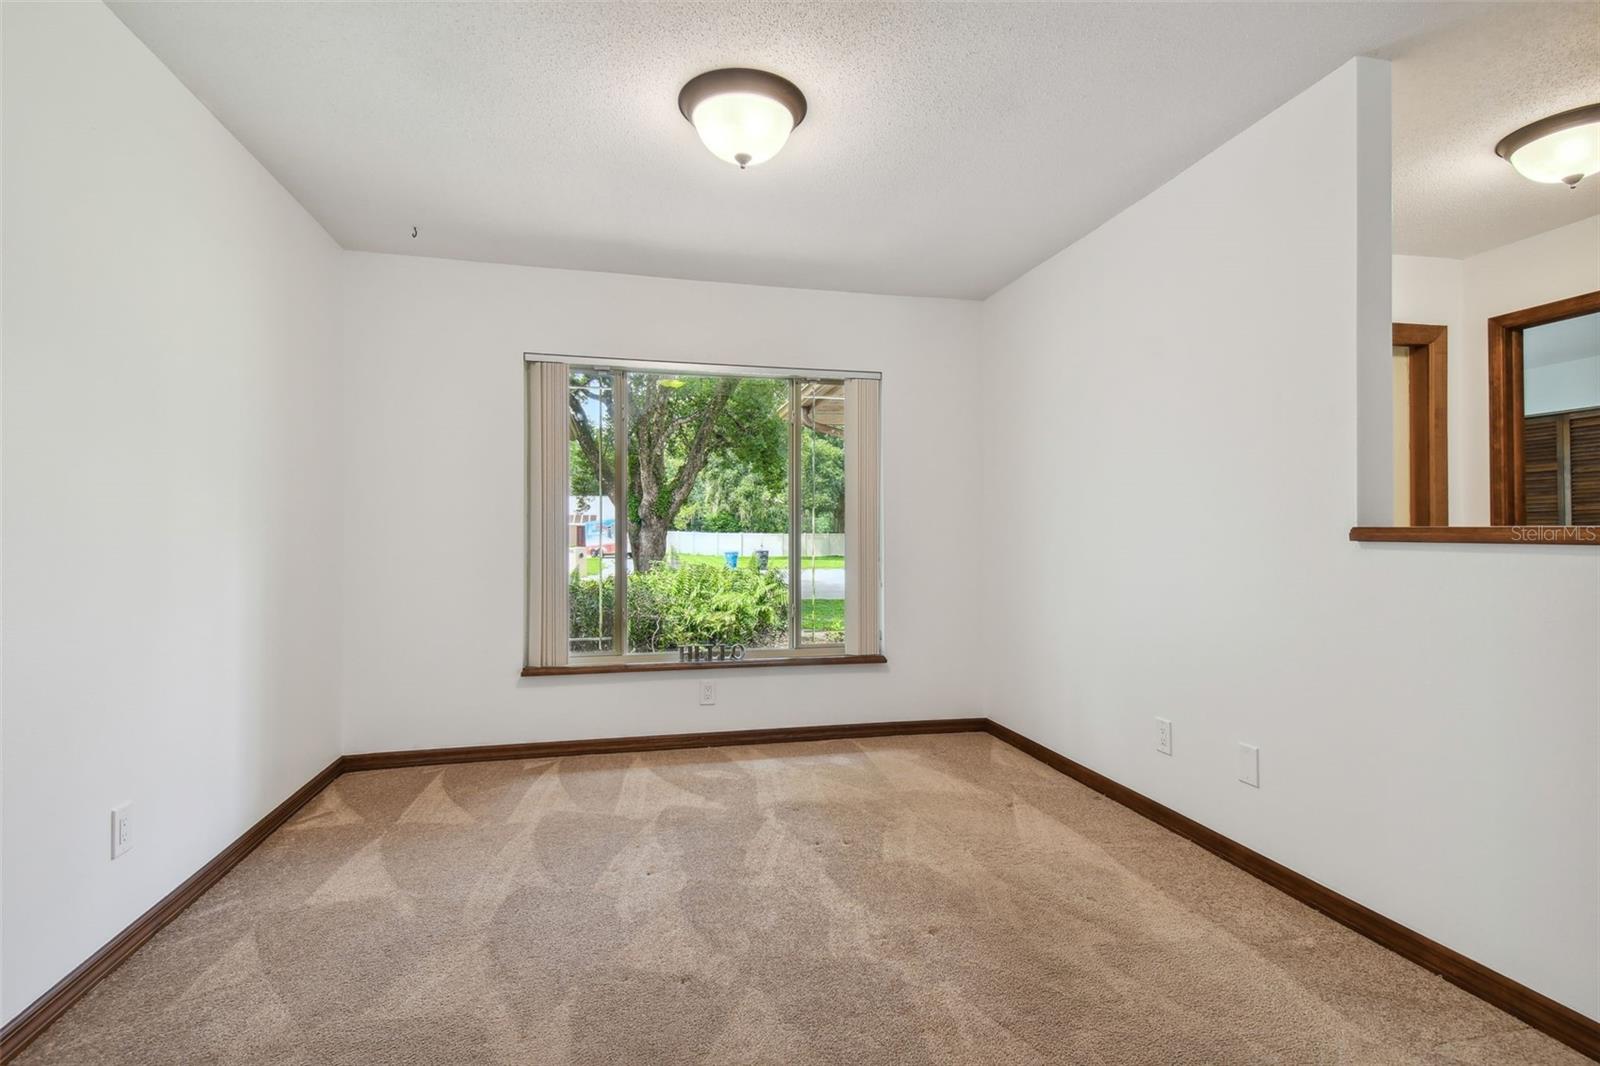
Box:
(801, 598, 844, 634)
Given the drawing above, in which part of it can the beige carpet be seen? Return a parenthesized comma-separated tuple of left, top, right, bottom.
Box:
(16, 733, 1587, 1065)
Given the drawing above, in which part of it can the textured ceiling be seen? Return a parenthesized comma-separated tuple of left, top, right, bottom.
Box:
(109, 1, 1595, 298)
(1390, 2, 1600, 259)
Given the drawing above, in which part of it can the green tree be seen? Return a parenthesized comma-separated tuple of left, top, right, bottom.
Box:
(680, 451, 789, 532)
(800, 430, 845, 535)
(569, 373, 789, 574)
(675, 414, 845, 535)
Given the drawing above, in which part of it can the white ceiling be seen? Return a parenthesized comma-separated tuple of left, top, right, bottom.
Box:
(1390, 2, 1600, 260)
(110, 1, 1597, 299)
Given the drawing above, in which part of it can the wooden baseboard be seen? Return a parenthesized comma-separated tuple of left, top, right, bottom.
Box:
(0, 718, 983, 1062)
(340, 717, 986, 772)
(0, 758, 344, 1063)
(981, 719, 1600, 1061)
(8, 718, 1594, 1063)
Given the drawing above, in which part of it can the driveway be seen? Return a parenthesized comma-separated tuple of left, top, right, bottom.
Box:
(785, 567, 845, 599)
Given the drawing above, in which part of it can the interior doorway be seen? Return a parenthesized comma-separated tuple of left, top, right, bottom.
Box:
(1392, 323, 1449, 526)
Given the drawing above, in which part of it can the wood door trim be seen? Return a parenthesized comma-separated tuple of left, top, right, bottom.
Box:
(1393, 323, 1448, 525)
(1489, 290, 1600, 524)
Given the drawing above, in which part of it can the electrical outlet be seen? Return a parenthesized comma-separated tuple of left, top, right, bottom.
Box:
(1238, 743, 1260, 788)
(111, 803, 133, 859)
(698, 680, 717, 706)
(1155, 717, 1172, 756)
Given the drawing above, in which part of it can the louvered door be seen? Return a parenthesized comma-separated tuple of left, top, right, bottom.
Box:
(1524, 406, 1600, 526)
(1570, 409, 1600, 526)
(1523, 415, 1561, 525)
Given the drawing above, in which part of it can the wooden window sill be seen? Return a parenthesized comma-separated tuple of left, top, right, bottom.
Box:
(522, 654, 887, 677)
(1350, 526, 1600, 545)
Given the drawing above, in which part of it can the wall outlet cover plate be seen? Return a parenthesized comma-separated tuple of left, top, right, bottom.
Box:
(111, 803, 133, 858)
(1238, 743, 1260, 788)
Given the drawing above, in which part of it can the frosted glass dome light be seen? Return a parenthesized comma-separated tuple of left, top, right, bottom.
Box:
(690, 92, 794, 168)
(679, 69, 807, 170)
(1495, 104, 1600, 188)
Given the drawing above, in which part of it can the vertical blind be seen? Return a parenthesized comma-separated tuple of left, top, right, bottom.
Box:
(526, 361, 574, 668)
(844, 377, 882, 658)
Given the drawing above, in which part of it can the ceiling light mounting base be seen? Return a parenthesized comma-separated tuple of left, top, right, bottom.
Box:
(1494, 102, 1600, 188)
(678, 68, 807, 127)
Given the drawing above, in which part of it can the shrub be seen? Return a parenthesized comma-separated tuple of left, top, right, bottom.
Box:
(568, 562, 789, 653)
(567, 567, 615, 654)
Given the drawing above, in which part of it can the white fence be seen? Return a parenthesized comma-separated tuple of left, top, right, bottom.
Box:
(665, 531, 846, 558)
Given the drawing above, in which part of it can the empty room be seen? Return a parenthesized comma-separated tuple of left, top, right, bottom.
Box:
(3, 1, 1598, 1062)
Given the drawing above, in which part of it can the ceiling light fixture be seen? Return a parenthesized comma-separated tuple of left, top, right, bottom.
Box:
(1495, 103, 1600, 188)
(678, 68, 807, 170)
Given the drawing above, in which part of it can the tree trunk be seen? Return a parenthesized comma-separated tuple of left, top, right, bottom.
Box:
(633, 519, 669, 576)
(626, 377, 737, 574)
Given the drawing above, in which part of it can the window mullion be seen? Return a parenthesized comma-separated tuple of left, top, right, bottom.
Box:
(788, 378, 802, 650)
(613, 371, 629, 654)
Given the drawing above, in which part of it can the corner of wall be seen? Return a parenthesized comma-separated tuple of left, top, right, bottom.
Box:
(1353, 56, 1395, 526)
(1, 0, 346, 1022)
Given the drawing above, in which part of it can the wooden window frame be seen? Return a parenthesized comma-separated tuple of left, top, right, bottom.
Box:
(1488, 289, 1600, 525)
(1393, 323, 1449, 525)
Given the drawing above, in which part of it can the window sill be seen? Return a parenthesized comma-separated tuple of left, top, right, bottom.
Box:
(522, 654, 887, 677)
(1349, 526, 1600, 545)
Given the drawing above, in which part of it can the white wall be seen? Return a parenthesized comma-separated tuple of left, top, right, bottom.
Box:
(3, 0, 1595, 1034)
(1462, 217, 1600, 523)
(1392, 254, 1466, 521)
(1, 2, 343, 1023)
(1394, 216, 1600, 524)
(981, 56, 1600, 1018)
(338, 253, 983, 754)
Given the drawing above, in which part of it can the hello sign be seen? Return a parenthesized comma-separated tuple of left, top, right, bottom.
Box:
(678, 643, 746, 663)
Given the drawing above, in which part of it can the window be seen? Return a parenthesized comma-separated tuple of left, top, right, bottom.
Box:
(1488, 292, 1600, 525)
(525, 358, 882, 673)
(1520, 311, 1600, 526)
